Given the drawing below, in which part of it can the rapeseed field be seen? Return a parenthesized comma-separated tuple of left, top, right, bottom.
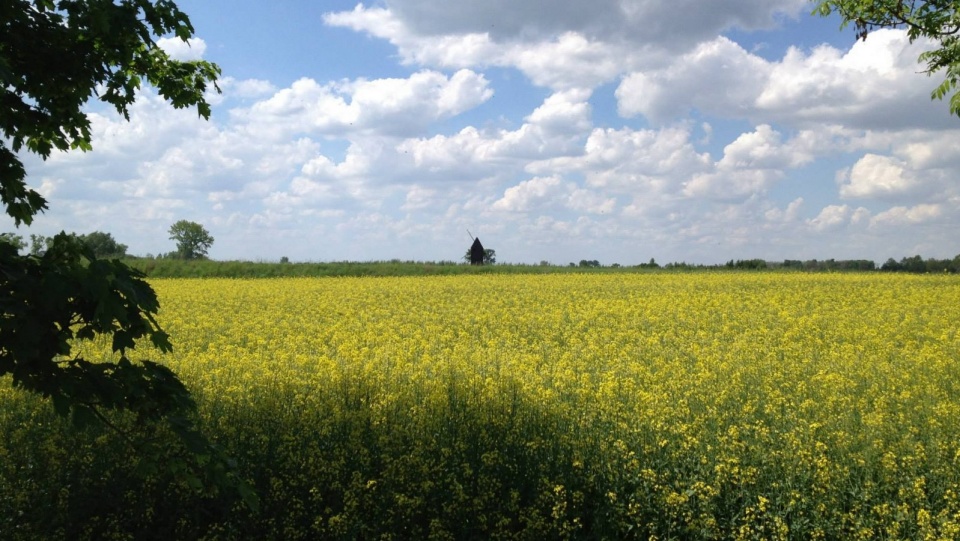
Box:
(3, 273, 960, 539)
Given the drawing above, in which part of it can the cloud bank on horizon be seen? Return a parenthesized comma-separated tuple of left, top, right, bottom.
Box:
(14, 0, 960, 265)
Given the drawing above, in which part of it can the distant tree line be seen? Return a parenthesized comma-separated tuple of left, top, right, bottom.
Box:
(777, 259, 876, 271)
(0, 231, 127, 258)
(772, 255, 960, 273)
(4, 227, 958, 274)
(0, 220, 215, 261)
(571, 255, 960, 273)
(878, 255, 960, 273)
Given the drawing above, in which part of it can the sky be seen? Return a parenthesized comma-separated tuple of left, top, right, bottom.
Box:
(12, 0, 960, 265)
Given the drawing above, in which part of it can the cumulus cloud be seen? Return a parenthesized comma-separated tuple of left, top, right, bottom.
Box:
(337, 0, 806, 49)
(756, 30, 946, 129)
(233, 69, 492, 139)
(616, 37, 770, 122)
(684, 169, 783, 201)
(870, 204, 942, 227)
(896, 134, 960, 169)
(325, 5, 649, 90)
(765, 197, 804, 222)
(395, 89, 594, 180)
(807, 204, 867, 232)
(157, 37, 207, 61)
(492, 175, 567, 212)
(839, 154, 920, 199)
(218, 77, 279, 100)
(681, 125, 819, 200)
(718, 124, 812, 169)
(530, 125, 710, 194)
(615, 28, 948, 130)
(567, 188, 616, 214)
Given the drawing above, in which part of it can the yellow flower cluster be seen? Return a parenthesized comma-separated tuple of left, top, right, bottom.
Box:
(4, 272, 960, 539)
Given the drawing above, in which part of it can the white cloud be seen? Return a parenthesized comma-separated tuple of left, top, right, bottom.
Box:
(157, 37, 207, 61)
(839, 154, 920, 199)
(684, 169, 783, 201)
(219, 77, 279, 100)
(346, 69, 492, 121)
(492, 175, 567, 212)
(509, 33, 634, 90)
(717, 124, 811, 169)
(807, 204, 864, 232)
(870, 204, 942, 227)
(335, 0, 806, 50)
(567, 188, 616, 214)
(756, 30, 946, 128)
(682, 125, 816, 200)
(325, 5, 646, 90)
(531, 125, 710, 194)
(234, 70, 492, 139)
(615, 28, 949, 130)
(617, 37, 770, 121)
(395, 89, 594, 181)
(401, 186, 440, 211)
(765, 197, 803, 222)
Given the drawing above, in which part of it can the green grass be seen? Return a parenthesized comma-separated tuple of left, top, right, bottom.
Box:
(122, 258, 660, 278)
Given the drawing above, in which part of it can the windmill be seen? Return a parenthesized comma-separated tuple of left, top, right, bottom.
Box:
(467, 230, 485, 265)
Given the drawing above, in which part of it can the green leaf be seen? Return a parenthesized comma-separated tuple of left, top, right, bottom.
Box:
(71, 404, 99, 428)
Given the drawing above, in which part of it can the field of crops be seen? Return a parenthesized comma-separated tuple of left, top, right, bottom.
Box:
(3, 273, 960, 539)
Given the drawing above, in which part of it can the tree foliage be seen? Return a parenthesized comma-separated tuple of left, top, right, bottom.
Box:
(0, 232, 27, 252)
(0, 1, 255, 509)
(29, 233, 50, 255)
(169, 219, 214, 259)
(78, 230, 128, 258)
(814, 0, 960, 115)
(463, 247, 497, 264)
(0, 233, 172, 411)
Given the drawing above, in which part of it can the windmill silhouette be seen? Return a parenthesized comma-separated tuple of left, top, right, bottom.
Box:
(467, 231, 485, 265)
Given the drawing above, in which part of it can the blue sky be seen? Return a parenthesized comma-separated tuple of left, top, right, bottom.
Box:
(12, 0, 960, 265)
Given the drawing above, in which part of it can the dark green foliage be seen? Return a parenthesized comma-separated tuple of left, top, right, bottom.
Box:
(880, 254, 960, 273)
(725, 258, 768, 270)
(78, 231, 128, 258)
(0, 234, 171, 391)
(780, 258, 877, 271)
